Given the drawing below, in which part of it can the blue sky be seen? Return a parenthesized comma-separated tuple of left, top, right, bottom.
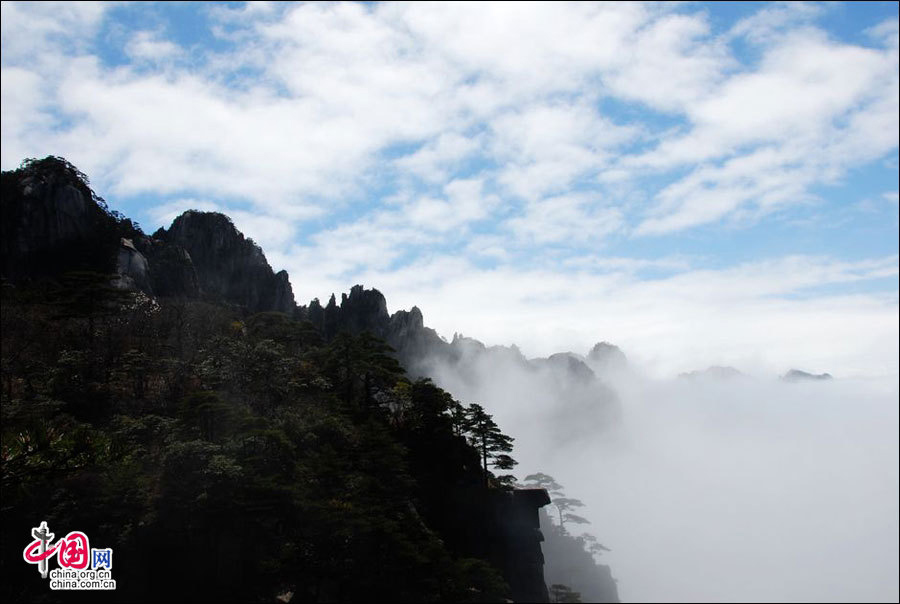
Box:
(2, 1, 897, 375)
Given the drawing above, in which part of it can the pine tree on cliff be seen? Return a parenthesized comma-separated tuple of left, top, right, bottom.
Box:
(524, 473, 590, 530)
(553, 497, 589, 529)
(464, 403, 517, 487)
(523, 472, 564, 495)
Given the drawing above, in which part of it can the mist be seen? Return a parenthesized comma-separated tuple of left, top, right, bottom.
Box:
(421, 344, 899, 602)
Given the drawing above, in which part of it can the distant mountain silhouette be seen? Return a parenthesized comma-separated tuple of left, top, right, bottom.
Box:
(781, 369, 833, 382)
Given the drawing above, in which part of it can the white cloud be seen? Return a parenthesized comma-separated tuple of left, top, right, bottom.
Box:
(407, 178, 500, 231)
(696, 33, 892, 145)
(148, 198, 222, 226)
(636, 144, 819, 234)
(867, 17, 900, 49)
(602, 11, 732, 113)
(1, 1, 896, 381)
(490, 100, 639, 199)
(464, 234, 512, 262)
(507, 193, 624, 245)
(1, 7, 895, 602)
(729, 1, 825, 45)
(392, 132, 482, 184)
(634, 28, 899, 234)
(0, 1, 107, 62)
(125, 31, 182, 62)
(561, 255, 694, 273)
(282, 252, 898, 378)
(2, 1, 895, 244)
(0, 67, 52, 167)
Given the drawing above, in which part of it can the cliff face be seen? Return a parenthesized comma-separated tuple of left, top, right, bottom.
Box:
(501, 489, 554, 602)
(1, 158, 294, 315)
(115, 238, 154, 294)
(134, 235, 200, 298)
(1, 157, 121, 280)
(540, 507, 621, 603)
(156, 211, 295, 313)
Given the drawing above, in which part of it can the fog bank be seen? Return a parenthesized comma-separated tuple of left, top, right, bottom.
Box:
(426, 348, 899, 602)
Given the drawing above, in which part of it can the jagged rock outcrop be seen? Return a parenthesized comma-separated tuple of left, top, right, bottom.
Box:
(301, 285, 449, 372)
(157, 211, 295, 314)
(322, 294, 340, 339)
(389, 305, 424, 340)
(450, 333, 487, 355)
(339, 284, 390, 336)
(388, 306, 452, 369)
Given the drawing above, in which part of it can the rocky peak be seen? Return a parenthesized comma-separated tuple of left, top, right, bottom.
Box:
(336, 285, 390, 337)
(408, 305, 424, 329)
(2, 158, 296, 315)
(586, 341, 628, 375)
(300, 285, 449, 375)
(1, 156, 121, 280)
(156, 210, 296, 314)
(389, 305, 424, 339)
(450, 332, 487, 350)
(164, 211, 265, 269)
(536, 353, 597, 383)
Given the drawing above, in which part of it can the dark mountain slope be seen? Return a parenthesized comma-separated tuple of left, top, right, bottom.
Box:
(1, 156, 581, 603)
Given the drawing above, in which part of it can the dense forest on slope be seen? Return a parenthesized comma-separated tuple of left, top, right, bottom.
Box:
(1, 284, 508, 602)
(1, 157, 619, 603)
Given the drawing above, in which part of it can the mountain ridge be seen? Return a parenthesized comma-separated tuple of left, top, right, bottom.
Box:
(2, 156, 634, 386)
(1, 155, 621, 603)
(3, 156, 829, 384)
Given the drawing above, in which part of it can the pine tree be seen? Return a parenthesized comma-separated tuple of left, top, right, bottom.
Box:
(523, 473, 590, 530)
(464, 403, 517, 487)
(524, 472, 564, 495)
